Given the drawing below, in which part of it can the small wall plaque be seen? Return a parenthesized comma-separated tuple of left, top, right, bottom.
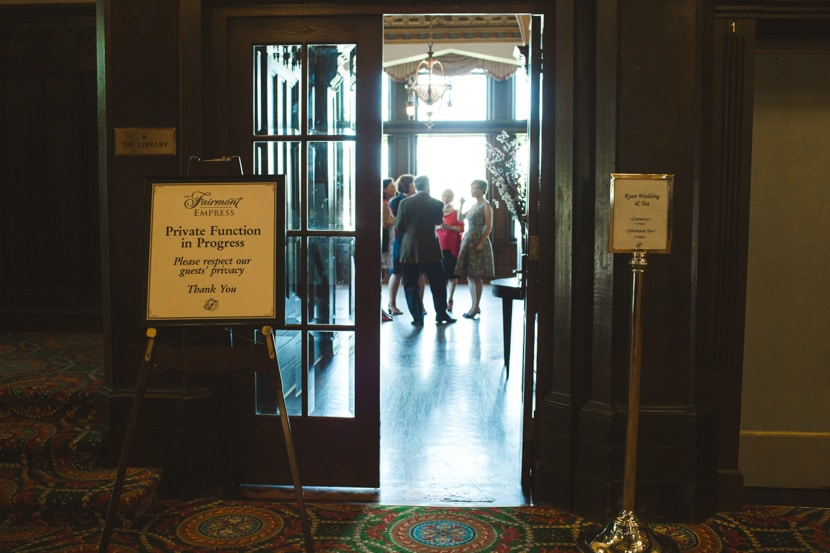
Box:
(114, 127, 177, 156)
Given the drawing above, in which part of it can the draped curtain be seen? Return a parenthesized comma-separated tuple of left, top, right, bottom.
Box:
(384, 52, 521, 83)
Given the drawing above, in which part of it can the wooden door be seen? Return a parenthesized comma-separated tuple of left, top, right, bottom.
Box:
(521, 14, 543, 487)
(208, 12, 382, 487)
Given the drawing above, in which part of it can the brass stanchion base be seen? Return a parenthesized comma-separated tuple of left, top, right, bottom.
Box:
(577, 509, 679, 553)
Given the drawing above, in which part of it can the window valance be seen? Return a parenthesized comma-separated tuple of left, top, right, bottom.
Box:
(384, 52, 522, 83)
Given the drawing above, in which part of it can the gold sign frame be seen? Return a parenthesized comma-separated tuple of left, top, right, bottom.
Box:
(609, 173, 674, 254)
(142, 176, 285, 326)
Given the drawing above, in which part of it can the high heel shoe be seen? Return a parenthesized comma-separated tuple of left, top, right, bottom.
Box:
(462, 308, 480, 319)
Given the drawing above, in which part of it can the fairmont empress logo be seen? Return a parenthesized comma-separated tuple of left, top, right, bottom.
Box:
(183, 191, 243, 217)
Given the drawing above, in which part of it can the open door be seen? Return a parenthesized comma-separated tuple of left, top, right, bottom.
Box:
(520, 14, 542, 488)
(207, 11, 383, 487)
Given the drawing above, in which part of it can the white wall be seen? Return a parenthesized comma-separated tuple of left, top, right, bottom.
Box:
(741, 49, 830, 488)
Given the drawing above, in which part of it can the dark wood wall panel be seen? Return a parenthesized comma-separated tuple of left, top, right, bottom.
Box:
(0, 7, 100, 331)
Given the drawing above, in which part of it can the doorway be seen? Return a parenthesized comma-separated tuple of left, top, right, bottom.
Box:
(379, 13, 535, 505)
(206, 8, 537, 501)
(379, 282, 528, 505)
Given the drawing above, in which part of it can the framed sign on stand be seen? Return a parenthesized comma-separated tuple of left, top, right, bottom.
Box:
(99, 177, 315, 553)
(609, 172, 673, 254)
(143, 178, 282, 326)
(580, 173, 678, 553)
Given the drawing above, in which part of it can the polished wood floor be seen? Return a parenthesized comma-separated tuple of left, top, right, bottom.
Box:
(378, 282, 530, 506)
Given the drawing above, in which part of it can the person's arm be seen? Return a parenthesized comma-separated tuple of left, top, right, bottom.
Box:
(477, 203, 493, 251)
(383, 201, 395, 228)
(458, 197, 469, 220)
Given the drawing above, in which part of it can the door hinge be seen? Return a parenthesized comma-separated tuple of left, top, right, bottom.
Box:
(527, 235, 539, 261)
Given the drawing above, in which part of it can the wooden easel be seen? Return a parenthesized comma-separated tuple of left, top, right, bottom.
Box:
(98, 326, 314, 553)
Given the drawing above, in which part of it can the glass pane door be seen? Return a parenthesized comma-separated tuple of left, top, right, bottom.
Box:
(221, 14, 382, 487)
(253, 45, 358, 419)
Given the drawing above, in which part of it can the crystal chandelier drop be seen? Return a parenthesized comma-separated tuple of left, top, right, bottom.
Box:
(405, 40, 451, 128)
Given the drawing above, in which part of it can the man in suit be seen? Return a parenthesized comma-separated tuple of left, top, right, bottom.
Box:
(394, 175, 456, 328)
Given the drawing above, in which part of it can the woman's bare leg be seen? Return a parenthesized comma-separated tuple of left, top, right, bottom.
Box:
(464, 277, 481, 318)
(471, 277, 483, 314)
(387, 273, 402, 311)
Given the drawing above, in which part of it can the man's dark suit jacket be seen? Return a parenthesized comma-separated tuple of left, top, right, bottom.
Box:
(394, 191, 444, 265)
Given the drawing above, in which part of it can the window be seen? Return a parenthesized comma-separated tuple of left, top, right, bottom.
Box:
(383, 66, 530, 217)
(513, 66, 529, 121)
(414, 134, 487, 202)
(422, 71, 489, 122)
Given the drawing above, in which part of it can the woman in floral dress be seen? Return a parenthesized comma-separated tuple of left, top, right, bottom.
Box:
(455, 179, 495, 319)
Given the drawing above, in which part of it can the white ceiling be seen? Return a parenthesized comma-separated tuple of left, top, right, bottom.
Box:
(383, 14, 528, 68)
(383, 42, 524, 68)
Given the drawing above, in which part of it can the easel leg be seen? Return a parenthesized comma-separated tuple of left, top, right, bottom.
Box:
(263, 326, 314, 553)
(98, 328, 156, 553)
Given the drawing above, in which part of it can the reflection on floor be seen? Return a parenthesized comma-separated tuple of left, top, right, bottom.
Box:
(379, 282, 530, 506)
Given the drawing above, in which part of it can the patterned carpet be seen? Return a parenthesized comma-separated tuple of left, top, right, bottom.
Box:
(1, 500, 828, 551)
(0, 332, 161, 529)
(0, 332, 104, 385)
(1, 332, 829, 551)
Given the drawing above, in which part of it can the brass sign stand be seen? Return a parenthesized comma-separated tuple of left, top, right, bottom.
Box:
(578, 251, 677, 553)
(578, 173, 678, 553)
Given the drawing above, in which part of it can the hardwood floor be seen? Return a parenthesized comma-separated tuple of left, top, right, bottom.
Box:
(378, 282, 530, 506)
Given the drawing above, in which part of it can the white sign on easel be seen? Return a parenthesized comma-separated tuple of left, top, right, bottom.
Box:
(142, 177, 284, 325)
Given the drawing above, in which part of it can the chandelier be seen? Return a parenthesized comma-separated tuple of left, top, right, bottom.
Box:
(405, 40, 451, 127)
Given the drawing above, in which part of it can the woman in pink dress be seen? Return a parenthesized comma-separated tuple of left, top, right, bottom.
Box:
(436, 189, 464, 312)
